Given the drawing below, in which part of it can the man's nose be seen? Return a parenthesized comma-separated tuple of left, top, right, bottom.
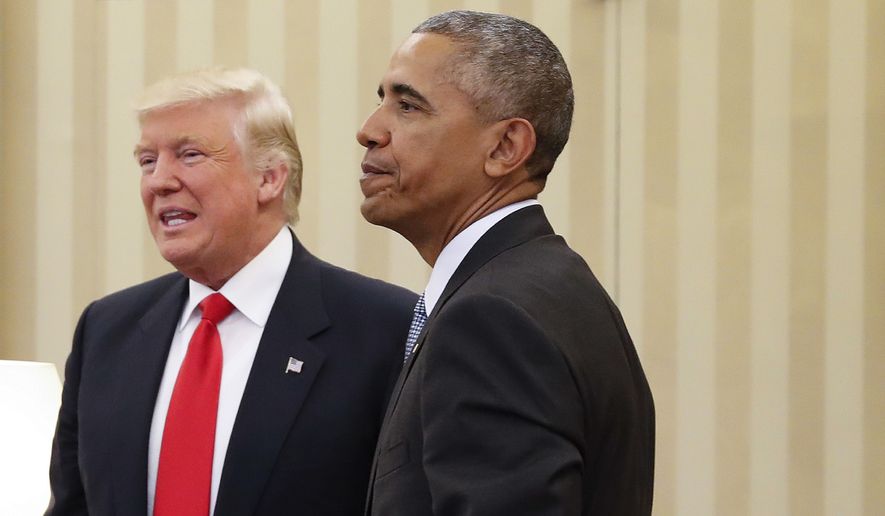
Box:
(356, 109, 389, 149)
(144, 155, 182, 195)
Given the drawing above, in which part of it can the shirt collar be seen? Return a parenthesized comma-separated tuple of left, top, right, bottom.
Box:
(423, 199, 539, 315)
(179, 226, 294, 330)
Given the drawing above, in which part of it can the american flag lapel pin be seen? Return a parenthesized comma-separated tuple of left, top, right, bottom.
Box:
(285, 357, 304, 374)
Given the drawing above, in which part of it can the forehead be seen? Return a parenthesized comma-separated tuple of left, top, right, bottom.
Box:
(137, 99, 240, 146)
(382, 33, 460, 91)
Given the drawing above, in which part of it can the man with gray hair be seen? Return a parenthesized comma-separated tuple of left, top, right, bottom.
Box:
(47, 67, 416, 516)
(358, 11, 654, 515)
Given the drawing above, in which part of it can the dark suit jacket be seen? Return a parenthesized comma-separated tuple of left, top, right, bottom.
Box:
(47, 232, 417, 516)
(367, 206, 655, 516)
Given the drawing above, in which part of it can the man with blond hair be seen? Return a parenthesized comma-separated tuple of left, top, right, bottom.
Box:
(47, 67, 416, 516)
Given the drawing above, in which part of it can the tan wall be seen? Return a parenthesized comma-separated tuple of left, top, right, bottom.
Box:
(1, 0, 882, 514)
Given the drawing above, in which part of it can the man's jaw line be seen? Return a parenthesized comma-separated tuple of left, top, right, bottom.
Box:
(409, 185, 539, 266)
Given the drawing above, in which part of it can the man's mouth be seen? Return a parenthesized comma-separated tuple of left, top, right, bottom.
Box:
(360, 162, 392, 179)
(160, 209, 197, 227)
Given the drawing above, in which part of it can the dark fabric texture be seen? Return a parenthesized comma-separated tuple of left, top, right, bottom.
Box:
(46, 231, 417, 516)
(366, 206, 655, 516)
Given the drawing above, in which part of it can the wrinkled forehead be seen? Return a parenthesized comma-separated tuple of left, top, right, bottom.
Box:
(135, 99, 245, 153)
(133, 101, 247, 163)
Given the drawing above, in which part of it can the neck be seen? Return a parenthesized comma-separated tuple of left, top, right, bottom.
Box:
(183, 218, 287, 290)
(410, 181, 540, 266)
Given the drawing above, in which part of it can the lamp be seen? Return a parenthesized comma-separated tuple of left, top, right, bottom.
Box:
(0, 360, 62, 515)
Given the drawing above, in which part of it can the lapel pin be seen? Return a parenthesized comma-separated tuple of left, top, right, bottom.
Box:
(285, 357, 304, 374)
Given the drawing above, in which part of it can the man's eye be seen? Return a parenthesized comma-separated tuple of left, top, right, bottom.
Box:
(399, 101, 416, 112)
(181, 150, 204, 163)
(139, 157, 156, 172)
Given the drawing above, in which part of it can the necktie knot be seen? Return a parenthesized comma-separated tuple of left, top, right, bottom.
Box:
(199, 293, 235, 325)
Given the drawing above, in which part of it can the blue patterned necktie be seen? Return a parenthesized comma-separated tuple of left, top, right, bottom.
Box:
(404, 294, 427, 362)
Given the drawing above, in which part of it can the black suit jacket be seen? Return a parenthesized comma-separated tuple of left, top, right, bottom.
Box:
(47, 232, 417, 516)
(367, 206, 655, 516)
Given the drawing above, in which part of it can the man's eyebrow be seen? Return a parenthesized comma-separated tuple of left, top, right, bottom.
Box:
(377, 82, 432, 107)
(133, 143, 151, 158)
(391, 83, 431, 106)
(133, 135, 208, 157)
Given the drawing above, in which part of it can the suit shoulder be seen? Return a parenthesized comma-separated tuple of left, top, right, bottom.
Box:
(459, 236, 631, 348)
(86, 271, 184, 317)
(472, 235, 605, 300)
(313, 259, 417, 312)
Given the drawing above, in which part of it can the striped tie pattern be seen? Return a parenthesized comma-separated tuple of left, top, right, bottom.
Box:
(404, 294, 427, 362)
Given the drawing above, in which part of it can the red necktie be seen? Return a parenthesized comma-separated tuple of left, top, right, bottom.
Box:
(154, 293, 234, 516)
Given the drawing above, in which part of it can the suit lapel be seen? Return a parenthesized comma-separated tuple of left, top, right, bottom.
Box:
(214, 235, 331, 516)
(367, 206, 556, 514)
(433, 205, 554, 318)
(384, 205, 555, 414)
(113, 275, 188, 516)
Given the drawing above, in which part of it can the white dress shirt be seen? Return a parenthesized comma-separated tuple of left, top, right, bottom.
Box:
(423, 199, 540, 316)
(147, 226, 293, 516)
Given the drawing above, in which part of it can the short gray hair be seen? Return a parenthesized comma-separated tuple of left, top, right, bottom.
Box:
(135, 67, 303, 224)
(413, 10, 574, 180)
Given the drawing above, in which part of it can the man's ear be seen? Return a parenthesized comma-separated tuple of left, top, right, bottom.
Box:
(257, 161, 289, 205)
(485, 118, 536, 178)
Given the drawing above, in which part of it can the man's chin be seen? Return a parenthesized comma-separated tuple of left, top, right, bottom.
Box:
(359, 199, 387, 227)
(157, 243, 198, 272)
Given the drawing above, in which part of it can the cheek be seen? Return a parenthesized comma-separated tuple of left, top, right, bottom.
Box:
(210, 187, 257, 225)
(139, 184, 153, 212)
(394, 143, 440, 183)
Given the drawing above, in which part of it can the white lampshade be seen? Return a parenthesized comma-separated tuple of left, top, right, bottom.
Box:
(0, 360, 62, 515)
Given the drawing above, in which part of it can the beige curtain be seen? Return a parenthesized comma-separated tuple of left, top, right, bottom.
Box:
(1, 0, 882, 514)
